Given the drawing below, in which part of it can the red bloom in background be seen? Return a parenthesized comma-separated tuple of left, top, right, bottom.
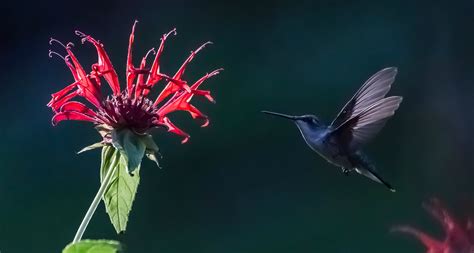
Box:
(393, 199, 474, 253)
(48, 21, 222, 144)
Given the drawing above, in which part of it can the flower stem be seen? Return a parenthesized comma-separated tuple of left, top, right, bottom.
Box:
(72, 164, 117, 243)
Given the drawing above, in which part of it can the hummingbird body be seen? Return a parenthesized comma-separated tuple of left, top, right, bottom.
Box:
(263, 67, 403, 192)
(295, 123, 351, 168)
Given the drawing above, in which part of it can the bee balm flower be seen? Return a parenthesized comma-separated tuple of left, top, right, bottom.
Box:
(393, 199, 474, 253)
(48, 22, 222, 235)
(47, 21, 222, 171)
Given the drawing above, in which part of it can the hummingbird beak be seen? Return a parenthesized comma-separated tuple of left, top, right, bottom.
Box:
(261, 110, 297, 120)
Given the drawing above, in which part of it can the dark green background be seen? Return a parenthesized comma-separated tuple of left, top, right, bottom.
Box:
(1, 0, 473, 252)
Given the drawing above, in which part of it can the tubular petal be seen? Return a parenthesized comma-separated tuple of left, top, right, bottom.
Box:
(174, 42, 212, 81)
(156, 68, 221, 119)
(153, 76, 190, 105)
(158, 94, 208, 123)
(160, 117, 190, 144)
(52, 111, 96, 125)
(134, 48, 156, 97)
(393, 226, 443, 250)
(423, 199, 466, 237)
(76, 31, 121, 95)
(49, 82, 79, 103)
(65, 47, 102, 108)
(60, 101, 98, 117)
(186, 68, 223, 103)
(145, 28, 177, 87)
(48, 90, 80, 112)
(394, 199, 474, 253)
(49, 23, 220, 143)
(126, 20, 139, 94)
(153, 42, 211, 105)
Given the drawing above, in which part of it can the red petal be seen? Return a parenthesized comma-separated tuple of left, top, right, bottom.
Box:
(60, 101, 98, 117)
(145, 28, 177, 89)
(160, 117, 190, 144)
(50, 82, 77, 101)
(158, 96, 208, 127)
(65, 46, 102, 108)
(155, 68, 221, 127)
(77, 31, 121, 95)
(392, 226, 444, 251)
(52, 111, 96, 125)
(64, 56, 79, 81)
(187, 68, 222, 102)
(423, 199, 465, 236)
(153, 42, 211, 105)
(193, 90, 215, 103)
(134, 48, 156, 97)
(48, 82, 79, 110)
(153, 76, 190, 105)
(190, 69, 222, 89)
(126, 20, 139, 94)
(48, 90, 79, 112)
(173, 41, 212, 81)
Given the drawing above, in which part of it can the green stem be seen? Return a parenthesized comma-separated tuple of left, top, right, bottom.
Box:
(72, 164, 117, 243)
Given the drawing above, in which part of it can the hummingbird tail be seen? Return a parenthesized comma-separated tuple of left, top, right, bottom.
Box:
(355, 167, 396, 192)
(352, 153, 396, 192)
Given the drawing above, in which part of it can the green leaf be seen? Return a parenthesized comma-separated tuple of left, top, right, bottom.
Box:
(141, 134, 161, 168)
(62, 239, 121, 253)
(77, 142, 105, 154)
(111, 129, 146, 174)
(101, 146, 140, 233)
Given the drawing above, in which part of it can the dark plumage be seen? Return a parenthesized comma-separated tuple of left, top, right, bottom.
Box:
(263, 67, 402, 192)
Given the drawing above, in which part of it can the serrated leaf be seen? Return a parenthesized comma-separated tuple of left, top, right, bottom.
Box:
(77, 142, 105, 154)
(101, 146, 140, 233)
(111, 129, 146, 174)
(62, 239, 121, 253)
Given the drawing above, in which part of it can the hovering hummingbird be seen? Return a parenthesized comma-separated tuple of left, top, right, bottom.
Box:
(262, 67, 402, 192)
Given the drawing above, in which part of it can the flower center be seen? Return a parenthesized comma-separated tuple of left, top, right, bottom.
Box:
(99, 92, 158, 134)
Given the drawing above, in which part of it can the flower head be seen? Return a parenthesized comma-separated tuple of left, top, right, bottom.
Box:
(393, 198, 474, 253)
(48, 21, 222, 145)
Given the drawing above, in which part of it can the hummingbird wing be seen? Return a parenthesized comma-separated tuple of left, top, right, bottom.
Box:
(330, 67, 398, 129)
(332, 96, 403, 150)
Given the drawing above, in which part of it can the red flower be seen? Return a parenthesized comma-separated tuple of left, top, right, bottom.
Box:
(48, 21, 222, 144)
(393, 199, 474, 253)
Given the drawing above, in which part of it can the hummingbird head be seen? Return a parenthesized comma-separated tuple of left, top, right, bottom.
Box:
(261, 111, 323, 128)
(293, 114, 323, 131)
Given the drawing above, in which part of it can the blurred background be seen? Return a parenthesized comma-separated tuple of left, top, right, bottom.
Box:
(1, 0, 473, 252)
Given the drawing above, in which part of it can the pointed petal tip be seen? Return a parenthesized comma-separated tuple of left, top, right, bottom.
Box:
(181, 137, 189, 144)
(200, 119, 210, 127)
(163, 28, 177, 39)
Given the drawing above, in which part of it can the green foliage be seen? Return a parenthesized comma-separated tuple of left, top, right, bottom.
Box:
(111, 129, 161, 172)
(62, 240, 121, 253)
(100, 146, 140, 233)
(95, 130, 160, 233)
(77, 142, 105, 154)
(112, 129, 146, 174)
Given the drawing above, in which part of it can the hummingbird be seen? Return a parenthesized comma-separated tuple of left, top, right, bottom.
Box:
(262, 67, 402, 192)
